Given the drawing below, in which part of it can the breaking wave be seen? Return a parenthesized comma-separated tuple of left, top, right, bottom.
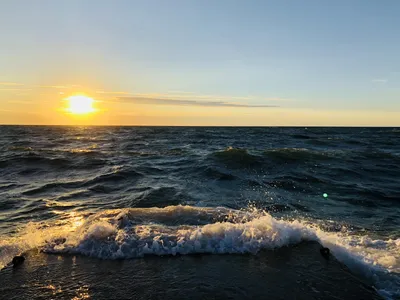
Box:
(1, 205, 399, 298)
(212, 147, 261, 167)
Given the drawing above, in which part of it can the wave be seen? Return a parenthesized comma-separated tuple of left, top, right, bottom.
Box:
(0, 198, 22, 211)
(263, 148, 335, 161)
(22, 181, 83, 196)
(1, 153, 71, 168)
(306, 139, 334, 146)
(291, 134, 311, 139)
(1, 205, 398, 298)
(7, 146, 34, 151)
(132, 187, 188, 208)
(8, 146, 105, 157)
(56, 190, 92, 201)
(21, 167, 143, 196)
(123, 151, 155, 157)
(0, 183, 25, 192)
(202, 167, 237, 181)
(213, 147, 261, 167)
(83, 168, 143, 186)
(360, 150, 400, 161)
(1, 153, 106, 173)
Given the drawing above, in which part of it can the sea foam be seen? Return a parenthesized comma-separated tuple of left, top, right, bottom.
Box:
(1, 205, 399, 299)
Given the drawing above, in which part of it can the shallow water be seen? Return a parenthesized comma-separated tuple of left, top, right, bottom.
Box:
(0, 126, 399, 298)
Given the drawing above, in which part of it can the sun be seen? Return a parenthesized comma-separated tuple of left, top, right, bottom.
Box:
(66, 95, 96, 114)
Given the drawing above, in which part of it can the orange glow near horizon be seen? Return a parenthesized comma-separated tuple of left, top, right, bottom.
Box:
(65, 95, 96, 115)
(1, 88, 400, 126)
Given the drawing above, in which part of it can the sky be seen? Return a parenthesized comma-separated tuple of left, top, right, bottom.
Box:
(0, 0, 399, 126)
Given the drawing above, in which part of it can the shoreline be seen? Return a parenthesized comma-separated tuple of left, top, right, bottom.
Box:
(0, 242, 381, 299)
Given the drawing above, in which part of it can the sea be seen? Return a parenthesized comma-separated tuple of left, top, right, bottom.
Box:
(0, 126, 399, 299)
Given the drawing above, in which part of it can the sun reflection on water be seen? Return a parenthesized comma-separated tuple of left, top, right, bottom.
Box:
(48, 210, 85, 232)
(69, 212, 84, 230)
(72, 285, 90, 300)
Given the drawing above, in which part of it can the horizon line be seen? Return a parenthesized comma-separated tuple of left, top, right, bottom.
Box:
(0, 124, 398, 128)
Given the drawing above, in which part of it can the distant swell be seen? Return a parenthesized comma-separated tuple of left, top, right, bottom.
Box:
(1, 152, 105, 171)
(22, 181, 84, 196)
(21, 168, 143, 196)
(212, 147, 261, 167)
(2, 154, 71, 168)
(83, 169, 143, 186)
(263, 148, 334, 161)
(202, 167, 237, 181)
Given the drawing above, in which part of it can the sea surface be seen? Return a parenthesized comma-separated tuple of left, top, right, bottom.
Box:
(0, 126, 399, 298)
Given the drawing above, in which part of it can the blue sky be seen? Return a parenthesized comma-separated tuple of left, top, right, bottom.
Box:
(0, 0, 399, 125)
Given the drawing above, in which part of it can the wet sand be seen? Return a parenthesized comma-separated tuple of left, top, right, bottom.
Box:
(0, 242, 380, 299)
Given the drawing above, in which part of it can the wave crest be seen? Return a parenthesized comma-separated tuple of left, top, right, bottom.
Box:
(213, 147, 260, 167)
(1, 205, 399, 298)
(263, 148, 333, 161)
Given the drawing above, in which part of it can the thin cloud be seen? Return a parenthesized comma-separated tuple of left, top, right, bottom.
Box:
(129, 93, 290, 102)
(4, 100, 33, 104)
(166, 91, 195, 94)
(96, 90, 130, 95)
(0, 88, 31, 92)
(38, 85, 68, 89)
(371, 79, 388, 83)
(0, 82, 24, 86)
(117, 96, 278, 108)
(133, 93, 252, 101)
(0, 88, 23, 91)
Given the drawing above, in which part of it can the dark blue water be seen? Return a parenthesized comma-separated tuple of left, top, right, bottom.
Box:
(0, 126, 399, 298)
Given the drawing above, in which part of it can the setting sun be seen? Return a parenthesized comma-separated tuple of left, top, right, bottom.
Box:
(66, 95, 96, 114)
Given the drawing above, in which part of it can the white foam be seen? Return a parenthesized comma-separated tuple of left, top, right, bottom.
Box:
(1, 205, 399, 298)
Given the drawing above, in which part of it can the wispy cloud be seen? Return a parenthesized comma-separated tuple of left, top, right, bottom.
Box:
(127, 93, 290, 102)
(166, 91, 195, 95)
(117, 96, 278, 108)
(0, 88, 31, 92)
(96, 90, 130, 95)
(371, 79, 388, 84)
(4, 100, 33, 104)
(132, 93, 253, 101)
(38, 85, 68, 89)
(0, 82, 24, 86)
(0, 88, 23, 91)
